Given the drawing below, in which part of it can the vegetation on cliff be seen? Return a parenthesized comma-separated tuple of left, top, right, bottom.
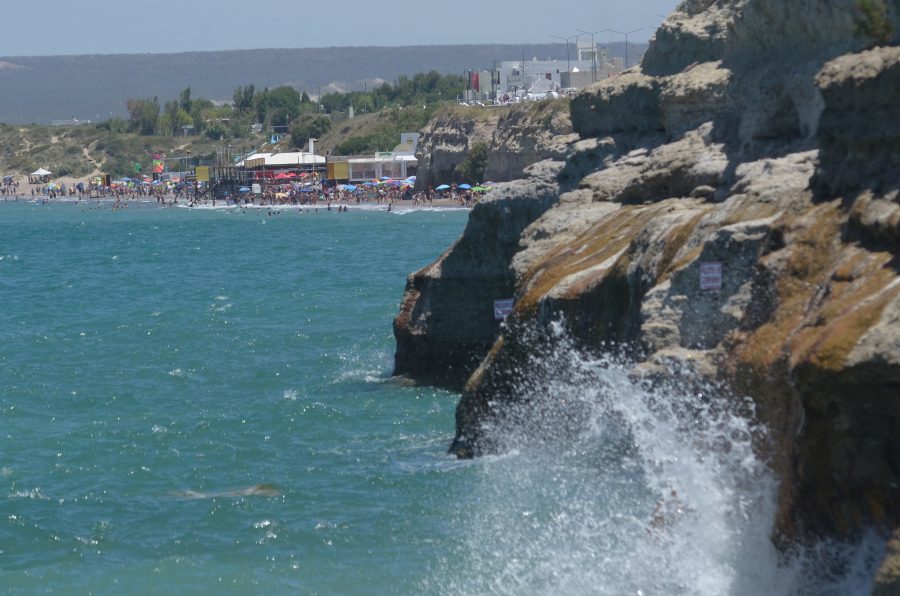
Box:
(855, 0, 895, 46)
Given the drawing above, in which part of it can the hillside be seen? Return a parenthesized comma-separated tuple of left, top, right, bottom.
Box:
(0, 123, 266, 179)
(0, 43, 640, 125)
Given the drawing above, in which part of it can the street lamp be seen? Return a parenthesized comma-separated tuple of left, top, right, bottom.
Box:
(550, 33, 579, 79)
(576, 29, 620, 82)
(607, 27, 653, 69)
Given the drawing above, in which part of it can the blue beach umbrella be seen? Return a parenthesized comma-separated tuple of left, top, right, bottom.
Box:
(435, 184, 450, 191)
(239, 187, 251, 193)
(344, 184, 357, 191)
(458, 183, 472, 190)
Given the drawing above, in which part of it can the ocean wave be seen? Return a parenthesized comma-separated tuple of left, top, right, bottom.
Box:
(9, 488, 49, 500)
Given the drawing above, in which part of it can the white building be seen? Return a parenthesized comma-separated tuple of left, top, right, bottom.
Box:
(486, 43, 623, 97)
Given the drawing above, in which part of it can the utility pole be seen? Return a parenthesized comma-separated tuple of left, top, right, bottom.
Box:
(608, 27, 652, 69)
(551, 33, 579, 89)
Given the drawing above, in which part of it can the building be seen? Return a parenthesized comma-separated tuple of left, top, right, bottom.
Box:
(483, 44, 623, 98)
(235, 151, 326, 184)
(327, 133, 419, 183)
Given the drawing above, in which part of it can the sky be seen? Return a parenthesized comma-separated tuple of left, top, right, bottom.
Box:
(0, 0, 682, 57)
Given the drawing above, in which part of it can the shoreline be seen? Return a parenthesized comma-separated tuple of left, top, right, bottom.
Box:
(0, 194, 473, 212)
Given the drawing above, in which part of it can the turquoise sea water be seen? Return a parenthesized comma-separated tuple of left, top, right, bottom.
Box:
(1, 201, 474, 594)
(0, 199, 881, 594)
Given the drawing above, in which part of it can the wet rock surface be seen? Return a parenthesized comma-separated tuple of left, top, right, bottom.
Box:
(394, 0, 900, 565)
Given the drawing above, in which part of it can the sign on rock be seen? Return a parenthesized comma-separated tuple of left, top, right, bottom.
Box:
(700, 262, 723, 291)
(494, 298, 514, 320)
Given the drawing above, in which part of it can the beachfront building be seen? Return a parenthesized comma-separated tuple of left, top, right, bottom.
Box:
(235, 151, 326, 183)
(326, 134, 419, 183)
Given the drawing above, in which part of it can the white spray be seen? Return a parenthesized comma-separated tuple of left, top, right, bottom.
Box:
(427, 325, 882, 595)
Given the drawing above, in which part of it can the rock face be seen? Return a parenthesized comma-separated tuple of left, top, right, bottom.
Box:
(394, 0, 900, 556)
(393, 161, 563, 389)
(414, 102, 575, 191)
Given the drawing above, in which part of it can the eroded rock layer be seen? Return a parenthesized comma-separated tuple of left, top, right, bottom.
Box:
(394, 0, 900, 553)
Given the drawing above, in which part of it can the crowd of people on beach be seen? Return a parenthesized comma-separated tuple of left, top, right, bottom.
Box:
(2, 173, 490, 210)
(222, 182, 482, 208)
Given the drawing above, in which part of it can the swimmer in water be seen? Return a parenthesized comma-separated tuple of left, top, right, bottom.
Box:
(171, 483, 281, 499)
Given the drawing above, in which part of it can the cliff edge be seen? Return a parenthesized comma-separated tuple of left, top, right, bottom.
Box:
(394, 0, 900, 553)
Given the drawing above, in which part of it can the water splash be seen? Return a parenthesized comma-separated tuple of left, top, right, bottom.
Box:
(429, 328, 880, 595)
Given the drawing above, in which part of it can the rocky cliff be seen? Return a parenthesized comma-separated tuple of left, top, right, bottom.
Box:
(413, 102, 575, 190)
(394, 0, 900, 562)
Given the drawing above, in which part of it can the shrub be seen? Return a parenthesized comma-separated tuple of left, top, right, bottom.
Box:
(456, 140, 489, 183)
(855, 0, 894, 46)
(290, 115, 332, 149)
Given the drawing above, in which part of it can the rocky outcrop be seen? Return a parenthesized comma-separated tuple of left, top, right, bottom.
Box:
(393, 161, 563, 389)
(814, 46, 900, 196)
(874, 529, 900, 595)
(414, 102, 575, 190)
(394, 0, 900, 559)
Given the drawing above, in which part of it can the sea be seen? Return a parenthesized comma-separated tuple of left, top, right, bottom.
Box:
(0, 198, 884, 594)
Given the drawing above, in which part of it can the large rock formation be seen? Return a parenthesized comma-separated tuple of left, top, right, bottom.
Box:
(414, 102, 575, 191)
(394, 0, 900, 559)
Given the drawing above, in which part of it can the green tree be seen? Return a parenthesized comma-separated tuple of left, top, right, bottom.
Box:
(290, 115, 332, 149)
(204, 121, 228, 140)
(190, 97, 215, 133)
(855, 0, 894, 45)
(456, 140, 489, 183)
(126, 97, 160, 135)
(233, 84, 255, 114)
(162, 100, 193, 136)
(254, 86, 304, 127)
(179, 87, 193, 113)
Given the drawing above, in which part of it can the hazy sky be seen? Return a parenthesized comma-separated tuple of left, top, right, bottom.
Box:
(1, 0, 682, 57)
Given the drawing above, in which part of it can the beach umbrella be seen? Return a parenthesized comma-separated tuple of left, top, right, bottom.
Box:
(435, 184, 450, 191)
(344, 184, 357, 191)
(239, 187, 250, 193)
(458, 183, 472, 190)
(472, 186, 488, 192)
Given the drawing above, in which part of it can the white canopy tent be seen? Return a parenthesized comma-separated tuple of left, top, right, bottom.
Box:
(31, 167, 52, 177)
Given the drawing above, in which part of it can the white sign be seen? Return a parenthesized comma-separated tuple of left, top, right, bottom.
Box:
(700, 262, 723, 291)
(251, 183, 262, 195)
(494, 298, 514, 320)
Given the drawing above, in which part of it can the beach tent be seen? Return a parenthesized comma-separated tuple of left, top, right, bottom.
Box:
(31, 168, 52, 177)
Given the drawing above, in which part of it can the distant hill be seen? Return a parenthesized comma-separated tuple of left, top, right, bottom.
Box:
(0, 43, 643, 125)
